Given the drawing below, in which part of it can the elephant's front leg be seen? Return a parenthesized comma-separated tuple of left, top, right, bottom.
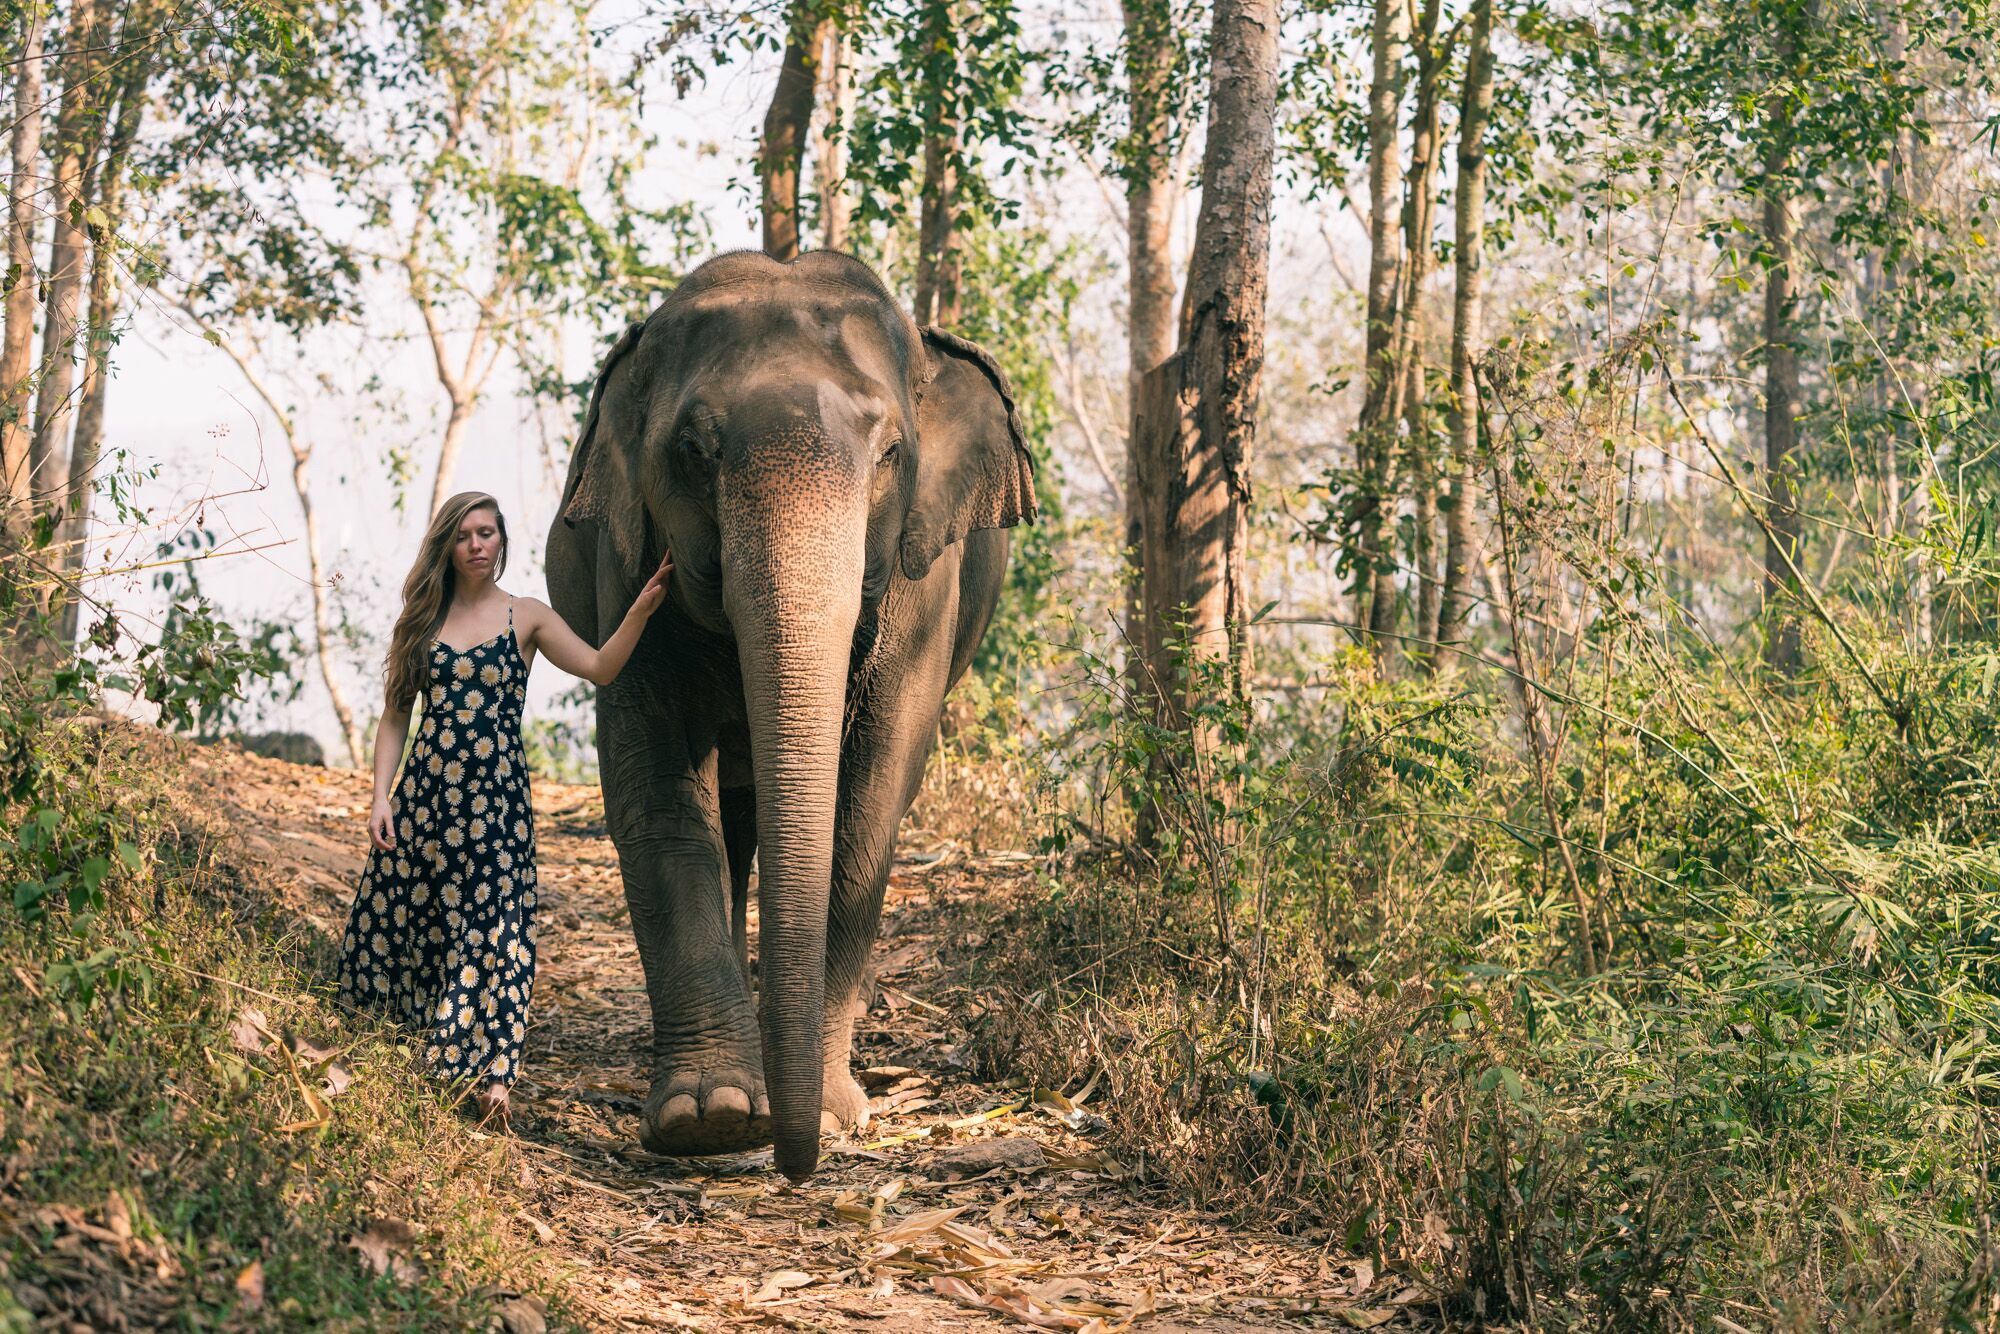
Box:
(599, 685, 770, 1154)
(821, 578, 960, 1133)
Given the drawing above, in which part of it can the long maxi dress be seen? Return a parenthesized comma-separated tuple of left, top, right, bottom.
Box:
(337, 596, 540, 1088)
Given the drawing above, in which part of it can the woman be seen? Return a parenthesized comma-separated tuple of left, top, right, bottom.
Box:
(337, 490, 670, 1125)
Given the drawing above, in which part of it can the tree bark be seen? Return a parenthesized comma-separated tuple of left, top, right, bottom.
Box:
(1133, 0, 1277, 723)
(815, 24, 854, 252)
(1435, 0, 1493, 657)
(29, 0, 103, 520)
(1401, 0, 1445, 657)
(760, 0, 827, 262)
(1356, 0, 1407, 650)
(1122, 0, 1180, 703)
(1, 5, 47, 538)
(60, 37, 151, 645)
(1762, 85, 1801, 674)
(914, 123, 960, 327)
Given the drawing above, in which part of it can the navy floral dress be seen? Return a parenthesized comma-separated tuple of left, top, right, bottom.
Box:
(338, 597, 539, 1089)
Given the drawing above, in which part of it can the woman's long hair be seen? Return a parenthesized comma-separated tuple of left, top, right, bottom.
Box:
(383, 491, 509, 712)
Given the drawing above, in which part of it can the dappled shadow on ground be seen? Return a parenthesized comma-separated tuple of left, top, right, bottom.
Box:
(192, 742, 1425, 1331)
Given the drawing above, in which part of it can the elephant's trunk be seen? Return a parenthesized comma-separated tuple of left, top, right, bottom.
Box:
(721, 443, 867, 1183)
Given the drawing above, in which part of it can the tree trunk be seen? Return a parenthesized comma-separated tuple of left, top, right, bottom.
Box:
(815, 24, 853, 252)
(914, 124, 960, 327)
(1435, 0, 1493, 657)
(1122, 0, 1180, 710)
(1133, 0, 1277, 727)
(294, 448, 367, 766)
(29, 0, 103, 521)
(197, 313, 368, 766)
(1356, 0, 1407, 650)
(1, 6, 47, 538)
(1402, 0, 1445, 658)
(1762, 100, 1801, 674)
(59, 41, 150, 646)
(760, 0, 827, 263)
(428, 398, 475, 518)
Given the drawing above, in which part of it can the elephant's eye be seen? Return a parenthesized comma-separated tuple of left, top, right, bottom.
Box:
(876, 438, 900, 467)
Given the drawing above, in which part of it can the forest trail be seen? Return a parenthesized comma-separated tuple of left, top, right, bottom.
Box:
(189, 746, 1409, 1332)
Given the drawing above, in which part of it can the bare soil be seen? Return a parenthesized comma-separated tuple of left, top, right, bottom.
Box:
(190, 745, 1428, 1331)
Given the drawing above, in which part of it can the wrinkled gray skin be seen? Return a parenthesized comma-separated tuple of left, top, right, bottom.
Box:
(545, 251, 1035, 1181)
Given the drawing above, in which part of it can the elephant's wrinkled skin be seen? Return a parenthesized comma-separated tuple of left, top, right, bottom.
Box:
(545, 251, 1035, 1181)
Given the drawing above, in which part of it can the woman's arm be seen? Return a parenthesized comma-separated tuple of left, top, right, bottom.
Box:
(368, 696, 414, 850)
(527, 551, 673, 686)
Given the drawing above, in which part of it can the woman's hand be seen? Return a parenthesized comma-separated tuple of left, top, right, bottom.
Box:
(631, 549, 674, 619)
(370, 795, 396, 851)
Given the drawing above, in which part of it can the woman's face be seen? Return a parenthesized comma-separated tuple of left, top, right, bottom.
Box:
(452, 506, 505, 585)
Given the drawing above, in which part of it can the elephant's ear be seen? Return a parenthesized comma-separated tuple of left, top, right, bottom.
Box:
(559, 319, 651, 584)
(901, 327, 1038, 581)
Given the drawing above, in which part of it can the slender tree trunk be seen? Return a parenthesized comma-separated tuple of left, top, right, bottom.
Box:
(815, 24, 853, 252)
(1435, 0, 1493, 657)
(429, 398, 475, 518)
(1123, 0, 1180, 701)
(1133, 0, 1277, 725)
(1401, 0, 1445, 657)
(197, 314, 368, 767)
(29, 0, 103, 520)
(1762, 100, 1802, 674)
(1356, 0, 1407, 651)
(760, 0, 826, 262)
(914, 124, 960, 326)
(1, 6, 47, 538)
(60, 48, 149, 645)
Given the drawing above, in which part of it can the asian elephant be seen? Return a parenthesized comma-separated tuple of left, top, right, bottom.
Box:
(544, 250, 1035, 1181)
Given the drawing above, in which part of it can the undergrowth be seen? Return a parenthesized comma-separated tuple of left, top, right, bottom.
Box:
(939, 623, 2000, 1331)
(0, 684, 569, 1327)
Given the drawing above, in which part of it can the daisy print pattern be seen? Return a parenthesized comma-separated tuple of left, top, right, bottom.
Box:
(337, 596, 539, 1090)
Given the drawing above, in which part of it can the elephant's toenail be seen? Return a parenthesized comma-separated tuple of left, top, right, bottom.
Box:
(709, 1086, 751, 1118)
(662, 1093, 698, 1123)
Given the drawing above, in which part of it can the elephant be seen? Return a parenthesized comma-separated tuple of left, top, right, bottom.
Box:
(544, 250, 1035, 1181)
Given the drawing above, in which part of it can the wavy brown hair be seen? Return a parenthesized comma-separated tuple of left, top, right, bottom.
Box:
(382, 491, 510, 712)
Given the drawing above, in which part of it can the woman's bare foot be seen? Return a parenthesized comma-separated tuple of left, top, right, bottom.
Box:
(461, 1081, 511, 1131)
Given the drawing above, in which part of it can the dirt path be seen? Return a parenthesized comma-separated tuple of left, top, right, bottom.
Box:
(193, 747, 1406, 1332)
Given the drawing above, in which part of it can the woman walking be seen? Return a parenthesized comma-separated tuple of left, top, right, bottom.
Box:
(337, 490, 670, 1125)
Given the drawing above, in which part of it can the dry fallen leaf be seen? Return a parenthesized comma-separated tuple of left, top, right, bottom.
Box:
(749, 1270, 815, 1304)
(1337, 1308, 1396, 1329)
(349, 1217, 422, 1284)
(228, 1007, 273, 1056)
(489, 1290, 547, 1334)
(236, 1259, 265, 1312)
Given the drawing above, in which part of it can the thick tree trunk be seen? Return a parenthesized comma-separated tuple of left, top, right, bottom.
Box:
(914, 124, 960, 327)
(1356, 0, 1407, 650)
(1122, 0, 1180, 703)
(1435, 0, 1493, 657)
(1, 7, 47, 537)
(30, 0, 103, 519)
(1762, 116, 1801, 674)
(760, 0, 827, 262)
(814, 25, 853, 252)
(1401, 0, 1445, 657)
(1133, 0, 1277, 724)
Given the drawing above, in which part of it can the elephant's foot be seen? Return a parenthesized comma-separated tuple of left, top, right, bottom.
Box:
(640, 1061, 772, 1156)
(820, 1063, 871, 1136)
